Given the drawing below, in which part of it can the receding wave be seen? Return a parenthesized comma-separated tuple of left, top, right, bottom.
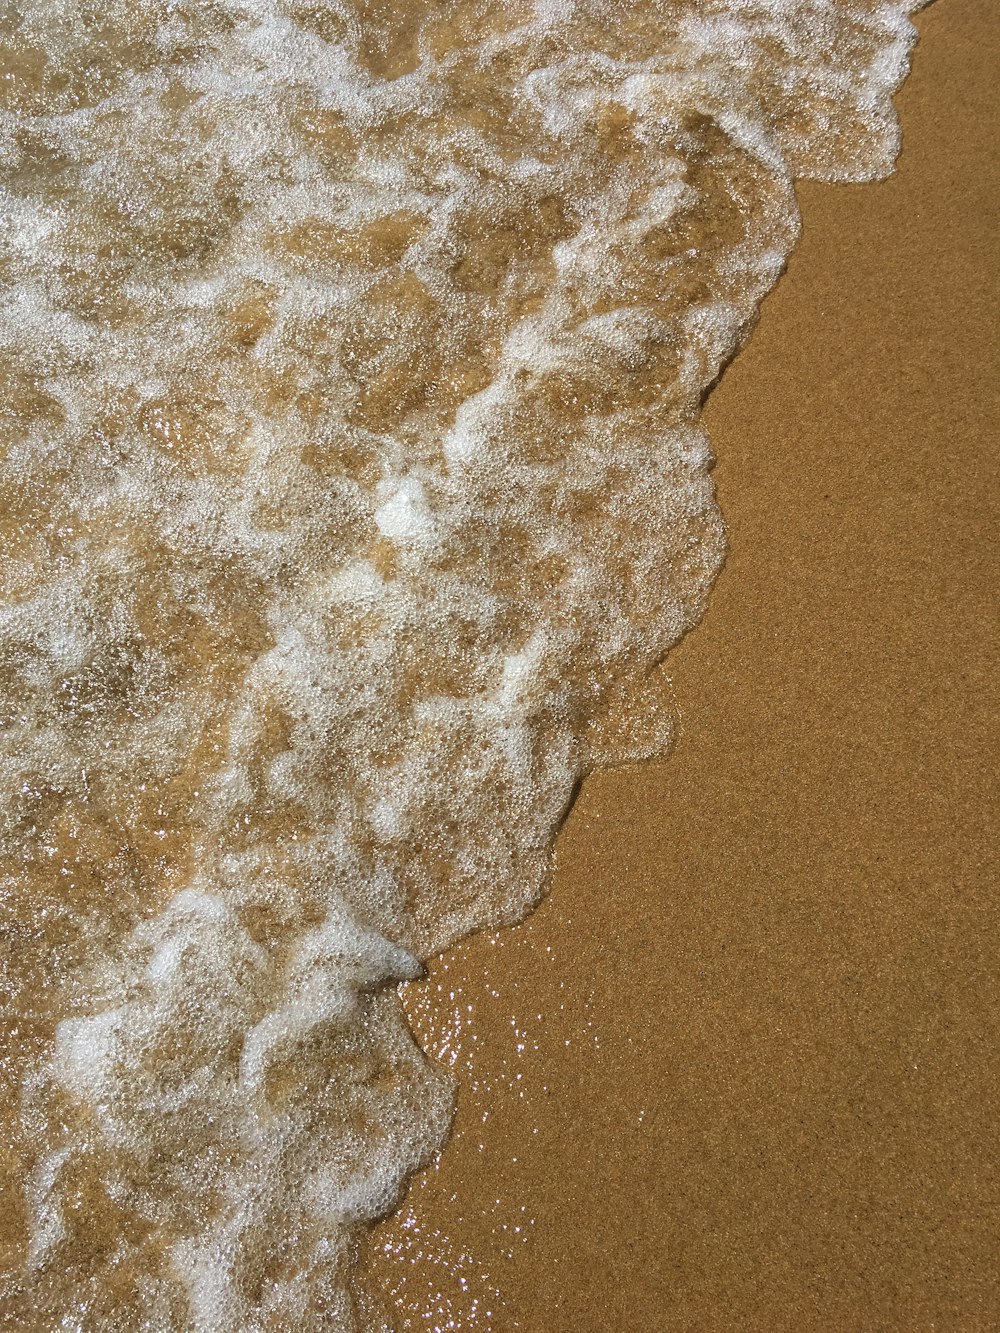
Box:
(0, 1, 924, 1327)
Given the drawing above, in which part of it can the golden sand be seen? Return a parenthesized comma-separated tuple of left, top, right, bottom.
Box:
(371, 3, 1000, 1326)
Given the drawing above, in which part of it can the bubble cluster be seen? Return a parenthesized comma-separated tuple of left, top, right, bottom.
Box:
(0, 0, 922, 1326)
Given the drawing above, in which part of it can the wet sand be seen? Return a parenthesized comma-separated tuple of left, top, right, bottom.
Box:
(371, 0, 1000, 1328)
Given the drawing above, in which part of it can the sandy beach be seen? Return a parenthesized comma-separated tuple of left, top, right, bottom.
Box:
(372, 2, 1000, 1327)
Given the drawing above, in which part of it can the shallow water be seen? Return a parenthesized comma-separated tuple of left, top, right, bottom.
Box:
(0, 1, 924, 1327)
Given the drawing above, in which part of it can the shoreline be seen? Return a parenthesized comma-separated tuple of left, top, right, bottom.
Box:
(370, 1, 999, 1327)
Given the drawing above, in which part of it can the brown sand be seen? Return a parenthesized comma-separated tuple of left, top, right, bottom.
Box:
(371, 2, 1000, 1328)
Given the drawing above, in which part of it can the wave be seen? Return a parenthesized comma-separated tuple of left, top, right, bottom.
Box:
(0, 1, 926, 1327)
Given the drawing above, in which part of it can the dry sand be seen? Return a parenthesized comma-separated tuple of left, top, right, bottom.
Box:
(371, 2, 999, 1327)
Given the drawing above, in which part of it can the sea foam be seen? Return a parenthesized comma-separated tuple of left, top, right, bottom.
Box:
(0, 1, 924, 1327)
